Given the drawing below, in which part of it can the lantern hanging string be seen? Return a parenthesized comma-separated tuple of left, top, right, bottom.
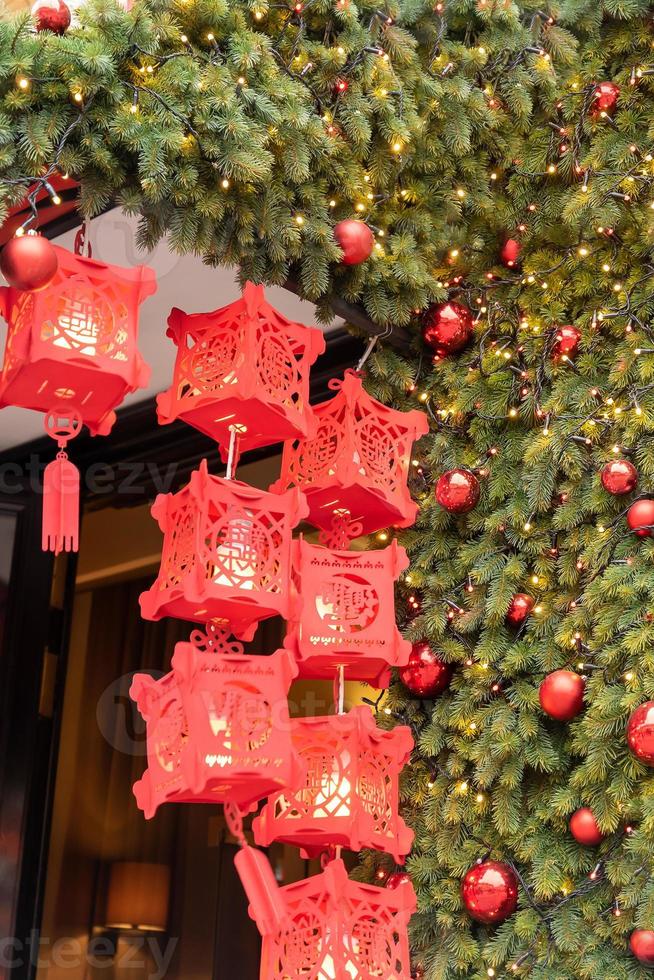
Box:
(355, 325, 391, 373)
(225, 424, 243, 480)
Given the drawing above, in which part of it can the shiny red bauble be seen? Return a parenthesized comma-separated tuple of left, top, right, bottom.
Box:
(399, 641, 453, 698)
(0, 233, 58, 292)
(539, 670, 585, 721)
(601, 459, 638, 496)
(31, 0, 71, 33)
(386, 871, 412, 890)
(591, 81, 620, 117)
(569, 807, 604, 846)
(627, 499, 654, 537)
(461, 860, 519, 924)
(333, 219, 374, 265)
(501, 238, 521, 268)
(626, 702, 654, 766)
(630, 930, 654, 965)
(436, 468, 480, 514)
(551, 325, 581, 361)
(422, 301, 474, 357)
(506, 593, 535, 627)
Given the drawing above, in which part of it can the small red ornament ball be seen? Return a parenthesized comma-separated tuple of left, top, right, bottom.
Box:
(461, 861, 519, 925)
(31, 0, 71, 33)
(506, 593, 535, 627)
(601, 459, 638, 496)
(386, 871, 411, 890)
(501, 238, 521, 268)
(0, 233, 58, 292)
(539, 670, 585, 721)
(627, 499, 654, 537)
(630, 930, 654, 966)
(591, 81, 620, 117)
(436, 468, 480, 514)
(333, 219, 374, 265)
(569, 808, 604, 846)
(552, 325, 581, 361)
(626, 702, 654, 766)
(422, 301, 474, 357)
(399, 641, 453, 698)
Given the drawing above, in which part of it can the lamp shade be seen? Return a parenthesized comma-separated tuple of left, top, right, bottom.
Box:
(105, 862, 170, 932)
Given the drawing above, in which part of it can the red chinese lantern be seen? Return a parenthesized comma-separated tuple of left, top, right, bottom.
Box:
(284, 535, 411, 687)
(245, 856, 416, 980)
(0, 243, 155, 435)
(156, 283, 325, 457)
(139, 460, 308, 639)
(130, 632, 301, 819)
(253, 706, 414, 862)
(272, 370, 429, 536)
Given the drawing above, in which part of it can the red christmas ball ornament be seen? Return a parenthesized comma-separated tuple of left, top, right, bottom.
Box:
(591, 81, 620, 117)
(399, 641, 453, 698)
(627, 499, 654, 537)
(436, 468, 480, 514)
(551, 325, 581, 361)
(333, 219, 374, 266)
(569, 807, 604, 846)
(506, 593, 535, 627)
(630, 930, 654, 965)
(422, 301, 474, 357)
(386, 871, 411, 890)
(601, 459, 638, 496)
(539, 670, 585, 721)
(0, 232, 58, 292)
(31, 0, 71, 33)
(626, 702, 654, 765)
(461, 860, 519, 925)
(501, 238, 521, 268)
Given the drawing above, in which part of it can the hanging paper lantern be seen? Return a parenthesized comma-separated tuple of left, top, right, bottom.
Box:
(245, 857, 416, 980)
(462, 860, 519, 924)
(284, 535, 411, 687)
(130, 634, 301, 818)
(591, 81, 620, 117)
(551, 325, 581, 361)
(500, 238, 521, 268)
(539, 670, 585, 721)
(435, 468, 480, 514)
(627, 499, 654, 537)
(601, 459, 638, 496)
(569, 807, 604, 846)
(630, 930, 654, 966)
(422, 301, 474, 357)
(253, 706, 414, 862)
(333, 219, 375, 265)
(156, 283, 325, 457)
(626, 701, 654, 765)
(272, 370, 429, 536)
(32, 0, 71, 32)
(0, 243, 155, 435)
(140, 460, 308, 639)
(0, 232, 58, 291)
(506, 593, 535, 626)
(399, 641, 453, 698)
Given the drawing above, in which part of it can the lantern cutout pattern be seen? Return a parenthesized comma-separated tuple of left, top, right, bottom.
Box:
(284, 535, 411, 687)
(245, 855, 416, 980)
(157, 283, 326, 457)
(130, 628, 301, 819)
(272, 370, 429, 536)
(0, 243, 155, 435)
(139, 460, 308, 639)
(253, 705, 414, 863)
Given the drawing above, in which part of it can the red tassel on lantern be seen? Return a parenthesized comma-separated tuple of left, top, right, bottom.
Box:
(234, 845, 290, 936)
(253, 706, 414, 862)
(251, 857, 416, 980)
(0, 243, 155, 435)
(284, 535, 411, 686)
(139, 460, 308, 639)
(42, 407, 82, 553)
(130, 633, 301, 818)
(157, 283, 325, 457)
(272, 370, 429, 536)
